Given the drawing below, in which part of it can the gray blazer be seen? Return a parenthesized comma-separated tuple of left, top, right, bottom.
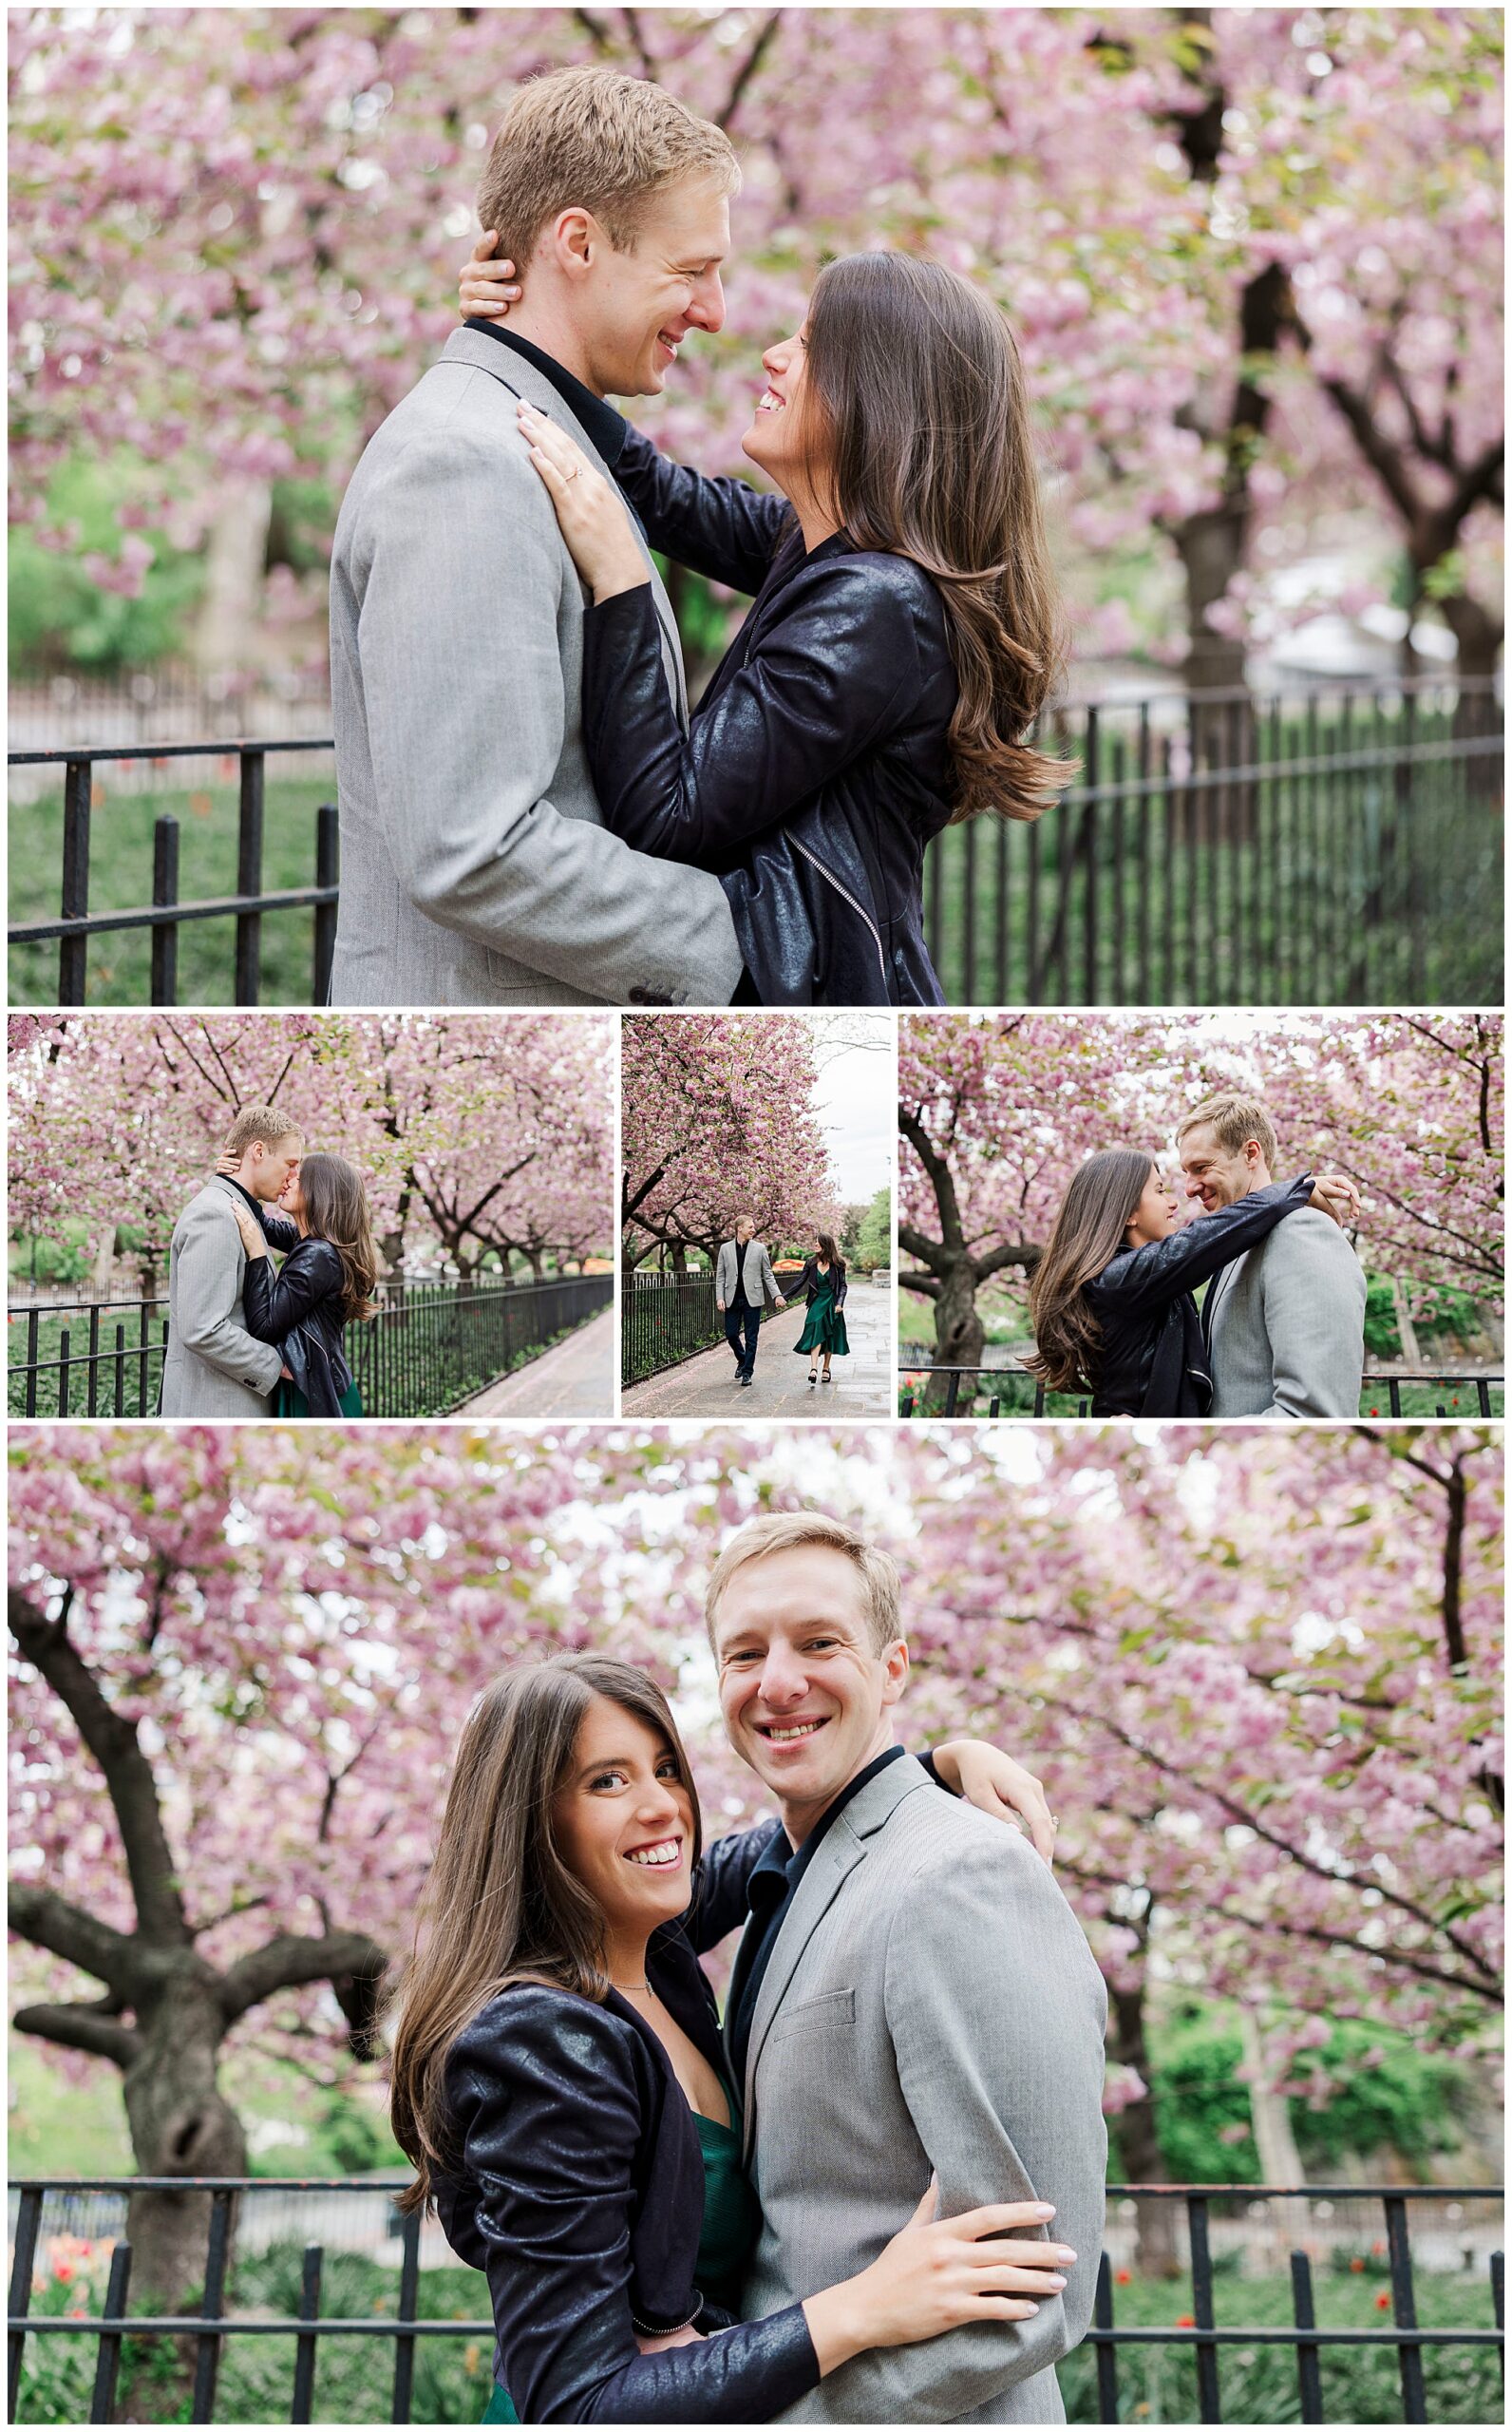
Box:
(715, 1237, 781, 1311)
(159, 1179, 283, 1417)
(741, 1756, 1107, 2425)
(1206, 1207, 1367, 1416)
(328, 329, 744, 1008)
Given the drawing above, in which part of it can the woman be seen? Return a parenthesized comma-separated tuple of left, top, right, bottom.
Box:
(458, 240, 1073, 1006)
(794, 1231, 849, 1387)
(388, 1656, 1072, 2424)
(1027, 1149, 1358, 1418)
(229, 1152, 378, 1417)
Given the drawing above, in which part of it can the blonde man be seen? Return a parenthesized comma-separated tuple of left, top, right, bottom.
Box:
(715, 1214, 785, 1387)
(159, 1107, 304, 1417)
(1178, 1092, 1367, 1416)
(704, 1511, 1107, 2425)
(330, 66, 747, 1009)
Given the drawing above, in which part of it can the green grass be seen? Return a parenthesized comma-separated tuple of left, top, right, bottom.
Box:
(9, 769, 334, 1007)
(14, 2241, 1501, 2425)
(898, 1372, 1504, 1420)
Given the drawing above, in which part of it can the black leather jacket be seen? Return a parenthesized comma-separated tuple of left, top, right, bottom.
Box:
(433, 1820, 820, 2423)
(1085, 1174, 1316, 1417)
(241, 1233, 354, 1417)
(585, 428, 956, 1006)
(795, 1256, 848, 1309)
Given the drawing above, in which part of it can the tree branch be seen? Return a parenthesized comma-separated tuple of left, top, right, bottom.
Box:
(8, 1881, 141, 1996)
(218, 1929, 390, 2030)
(11, 2000, 142, 2067)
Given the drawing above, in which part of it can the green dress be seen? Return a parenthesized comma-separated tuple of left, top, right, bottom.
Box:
(482, 2103, 760, 2423)
(794, 1268, 850, 1359)
(274, 1377, 364, 1417)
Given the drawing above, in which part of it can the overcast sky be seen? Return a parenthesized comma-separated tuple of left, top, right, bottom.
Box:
(813, 1040, 893, 1204)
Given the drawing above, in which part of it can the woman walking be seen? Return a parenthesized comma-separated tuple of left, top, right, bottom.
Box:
(793, 1231, 850, 1386)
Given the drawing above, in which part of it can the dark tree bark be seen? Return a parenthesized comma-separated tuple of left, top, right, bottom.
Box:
(898, 1094, 1040, 1412)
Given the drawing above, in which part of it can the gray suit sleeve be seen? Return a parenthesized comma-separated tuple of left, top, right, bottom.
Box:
(175, 1206, 283, 1394)
(807, 1837, 1107, 2422)
(1259, 1214, 1367, 1417)
(354, 428, 743, 1004)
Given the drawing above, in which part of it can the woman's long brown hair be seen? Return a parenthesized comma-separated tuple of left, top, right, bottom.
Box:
(387, 1656, 704, 2214)
(1026, 1148, 1158, 1395)
(802, 250, 1075, 826)
(297, 1152, 379, 1323)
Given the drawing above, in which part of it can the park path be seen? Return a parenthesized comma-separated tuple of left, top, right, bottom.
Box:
(620, 1282, 892, 1418)
(455, 1310, 614, 1419)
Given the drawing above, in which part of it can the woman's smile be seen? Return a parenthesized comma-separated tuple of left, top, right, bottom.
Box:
(622, 1833, 685, 1871)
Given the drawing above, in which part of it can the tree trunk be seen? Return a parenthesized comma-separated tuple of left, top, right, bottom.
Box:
(1437, 593, 1503, 799)
(120, 1974, 245, 2310)
(1391, 1275, 1423, 1367)
(1109, 1983, 1181, 2279)
(923, 1258, 986, 1416)
(1174, 509, 1257, 842)
(192, 479, 273, 675)
(1238, 2006, 1310, 2267)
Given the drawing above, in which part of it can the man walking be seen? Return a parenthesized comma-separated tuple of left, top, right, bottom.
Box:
(329, 66, 746, 1008)
(705, 1511, 1107, 2423)
(715, 1217, 785, 1388)
(159, 1106, 303, 1417)
(1178, 1092, 1367, 1416)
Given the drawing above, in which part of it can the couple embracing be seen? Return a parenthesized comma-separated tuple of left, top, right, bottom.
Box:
(717, 1219, 850, 1390)
(157, 1106, 377, 1419)
(331, 66, 1068, 1012)
(388, 1511, 1107, 2424)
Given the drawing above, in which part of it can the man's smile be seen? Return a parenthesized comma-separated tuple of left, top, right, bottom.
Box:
(754, 1717, 829, 1744)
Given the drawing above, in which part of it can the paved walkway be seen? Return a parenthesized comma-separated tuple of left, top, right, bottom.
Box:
(455, 1309, 614, 1418)
(621, 1283, 892, 1418)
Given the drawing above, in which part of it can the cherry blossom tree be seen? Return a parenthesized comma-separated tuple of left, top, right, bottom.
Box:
(899, 1011, 1503, 1366)
(620, 1013, 840, 1269)
(10, 9, 1499, 675)
(6, 1012, 614, 1290)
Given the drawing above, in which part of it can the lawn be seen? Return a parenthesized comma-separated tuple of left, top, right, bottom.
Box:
(897, 1372, 1505, 1420)
(15, 2242, 1501, 2425)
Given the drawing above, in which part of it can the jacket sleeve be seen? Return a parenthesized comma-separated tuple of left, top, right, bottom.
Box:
(686, 1823, 784, 1954)
(1257, 1213, 1368, 1417)
(240, 1241, 344, 1346)
(340, 424, 742, 1005)
(174, 1203, 283, 1394)
(581, 561, 928, 864)
(450, 1996, 819, 2423)
(258, 1209, 302, 1256)
(789, 1836, 1107, 2423)
(614, 427, 789, 595)
(1097, 1175, 1316, 1322)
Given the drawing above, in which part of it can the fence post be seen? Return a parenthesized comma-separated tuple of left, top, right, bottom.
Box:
(391, 2206, 421, 2424)
(59, 757, 92, 1004)
(291, 2243, 324, 2424)
(235, 748, 266, 1004)
(190, 2187, 234, 2425)
(1384, 2192, 1427, 2423)
(313, 804, 339, 1002)
(88, 2239, 134, 2425)
(1289, 2249, 1323, 2425)
(7, 2183, 43, 2418)
(1092, 2251, 1120, 2424)
(1187, 2193, 1221, 2423)
(151, 814, 180, 1006)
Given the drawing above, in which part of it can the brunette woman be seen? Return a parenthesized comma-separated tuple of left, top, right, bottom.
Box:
(388, 1656, 1068, 2424)
(458, 243, 1073, 1006)
(229, 1151, 378, 1417)
(794, 1230, 850, 1387)
(1027, 1149, 1359, 1418)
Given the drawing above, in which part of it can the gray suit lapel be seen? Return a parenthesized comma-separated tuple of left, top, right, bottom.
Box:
(740, 1755, 934, 2159)
(436, 330, 689, 727)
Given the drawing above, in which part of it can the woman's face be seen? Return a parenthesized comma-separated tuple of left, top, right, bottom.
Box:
(1127, 1163, 1179, 1244)
(742, 318, 820, 484)
(552, 1694, 694, 1944)
(279, 1171, 305, 1218)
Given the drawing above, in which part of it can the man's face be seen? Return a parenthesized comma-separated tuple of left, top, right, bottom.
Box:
(246, 1134, 302, 1205)
(576, 176, 729, 398)
(736, 1222, 753, 1244)
(1180, 1121, 1267, 1210)
(712, 1546, 906, 1837)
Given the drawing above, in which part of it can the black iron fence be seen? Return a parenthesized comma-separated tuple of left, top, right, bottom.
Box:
(7, 1274, 611, 1420)
(898, 1357, 1504, 1420)
(620, 1266, 809, 1385)
(8, 2177, 1502, 2426)
(10, 679, 1502, 1009)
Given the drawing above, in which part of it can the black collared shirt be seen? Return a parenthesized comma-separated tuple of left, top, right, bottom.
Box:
(462, 320, 630, 468)
(226, 1177, 270, 1231)
(727, 1744, 911, 2094)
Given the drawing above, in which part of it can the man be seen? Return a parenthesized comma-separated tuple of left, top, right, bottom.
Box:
(158, 1106, 303, 1417)
(329, 66, 746, 1008)
(706, 1512, 1107, 2424)
(1178, 1092, 1367, 1417)
(714, 1216, 785, 1387)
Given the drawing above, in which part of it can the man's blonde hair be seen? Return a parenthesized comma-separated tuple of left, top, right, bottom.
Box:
(476, 66, 740, 273)
(224, 1104, 301, 1161)
(1178, 1092, 1277, 1170)
(704, 1512, 901, 1655)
